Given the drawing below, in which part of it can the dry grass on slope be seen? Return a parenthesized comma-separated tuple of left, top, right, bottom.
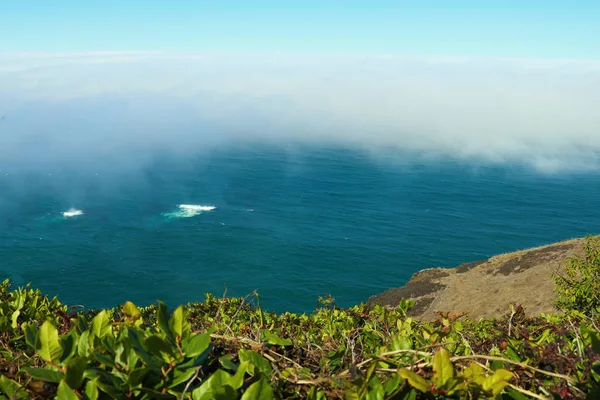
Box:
(368, 237, 592, 320)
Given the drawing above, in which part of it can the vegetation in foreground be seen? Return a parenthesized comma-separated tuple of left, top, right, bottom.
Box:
(0, 237, 599, 399)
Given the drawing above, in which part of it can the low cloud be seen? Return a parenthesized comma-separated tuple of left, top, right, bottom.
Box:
(1, 52, 599, 173)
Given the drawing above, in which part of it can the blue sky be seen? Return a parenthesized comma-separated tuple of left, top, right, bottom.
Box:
(2, 1, 599, 58)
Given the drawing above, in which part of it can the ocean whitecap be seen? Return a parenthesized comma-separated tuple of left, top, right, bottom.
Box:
(163, 204, 216, 218)
(63, 208, 84, 218)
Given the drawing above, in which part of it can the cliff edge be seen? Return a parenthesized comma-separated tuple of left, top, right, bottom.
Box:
(367, 237, 591, 320)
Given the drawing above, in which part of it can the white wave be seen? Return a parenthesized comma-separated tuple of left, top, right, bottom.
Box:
(163, 204, 216, 218)
(63, 208, 83, 218)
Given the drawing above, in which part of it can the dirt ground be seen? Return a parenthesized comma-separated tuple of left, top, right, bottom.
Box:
(367, 237, 591, 320)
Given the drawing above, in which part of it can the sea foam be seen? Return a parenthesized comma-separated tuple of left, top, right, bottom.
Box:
(63, 209, 84, 218)
(164, 204, 216, 218)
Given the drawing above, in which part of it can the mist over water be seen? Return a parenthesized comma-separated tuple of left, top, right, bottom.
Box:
(1, 53, 599, 311)
(2, 52, 600, 173)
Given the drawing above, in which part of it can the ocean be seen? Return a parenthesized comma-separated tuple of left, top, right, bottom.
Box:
(1, 144, 599, 313)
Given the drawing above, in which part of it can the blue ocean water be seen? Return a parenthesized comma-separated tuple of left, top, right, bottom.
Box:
(1, 144, 599, 313)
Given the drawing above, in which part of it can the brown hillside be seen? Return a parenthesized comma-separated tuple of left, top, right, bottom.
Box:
(367, 237, 592, 320)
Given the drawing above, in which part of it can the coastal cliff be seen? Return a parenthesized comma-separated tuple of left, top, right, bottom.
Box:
(367, 237, 591, 320)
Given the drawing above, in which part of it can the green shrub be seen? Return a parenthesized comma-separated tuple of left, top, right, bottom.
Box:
(0, 282, 598, 398)
(554, 236, 600, 315)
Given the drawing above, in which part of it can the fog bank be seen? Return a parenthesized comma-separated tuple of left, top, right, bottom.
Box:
(1, 52, 599, 173)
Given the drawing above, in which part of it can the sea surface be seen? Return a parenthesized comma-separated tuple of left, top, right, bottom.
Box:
(1, 144, 599, 313)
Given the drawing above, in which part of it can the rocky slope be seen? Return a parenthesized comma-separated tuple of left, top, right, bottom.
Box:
(367, 237, 591, 320)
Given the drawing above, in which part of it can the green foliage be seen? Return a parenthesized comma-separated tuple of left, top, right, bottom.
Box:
(0, 281, 598, 399)
(554, 236, 600, 315)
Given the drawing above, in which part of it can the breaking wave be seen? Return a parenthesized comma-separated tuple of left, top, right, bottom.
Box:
(163, 204, 216, 219)
(63, 208, 83, 218)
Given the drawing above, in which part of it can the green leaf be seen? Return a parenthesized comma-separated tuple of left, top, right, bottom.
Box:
(122, 301, 139, 316)
(126, 327, 161, 369)
(169, 305, 189, 338)
(57, 380, 79, 400)
(192, 370, 237, 400)
(10, 310, 20, 329)
(397, 369, 429, 393)
(238, 349, 272, 375)
(489, 360, 505, 371)
(241, 377, 273, 400)
(93, 352, 117, 369)
(452, 320, 463, 332)
(399, 388, 417, 400)
(204, 385, 237, 400)
(463, 362, 485, 385)
(183, 333, 211, 358)
(22, 367, 64, 383)
(366, 374, 385, 400)
(366, 388, 384, 400)
(91, 310, 112, 339)
(13, 292, 25, 311)
(359, 363, 378, 399)
(114, 343, 126, 365)
(65, 357, 87, 390)
(94, 377, 124, 399)
(60, 330, 77, 363)
(84, 367, 128, 396)
(137, 388, 176, 399)
(307, 387, 327, 400)
(230, 361, 250, 389)
(170, 367, 197, 388)
(218, 355, 238, 372)
(482, 369, 513, 395)
(505, 344, 521, 362)
(127, 367, 151, 387)
(76, 314, 89, 332)
(85, 380, 99, 400)
(22, 323, 36, 349)
(126, 343, 140, 370)
(122, 301, 141, 323)
(535, 328, 551, 345)
(157, 301, 173, 341)
(391, 335, 412, 351)
(261, 330, 293, 346)
(145, 334, 178, 363)
(382, 374, 402, 395)
(77, 330, 90, 357)
(0, 316, 10, 333)
(35, 321, 62, 363)
(100, 335, 116, 353)
(432, 347, 454, 387)
(343, 389, 359, 400)
(506, 387, 531, 400)
(0, 376, 28, 400)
